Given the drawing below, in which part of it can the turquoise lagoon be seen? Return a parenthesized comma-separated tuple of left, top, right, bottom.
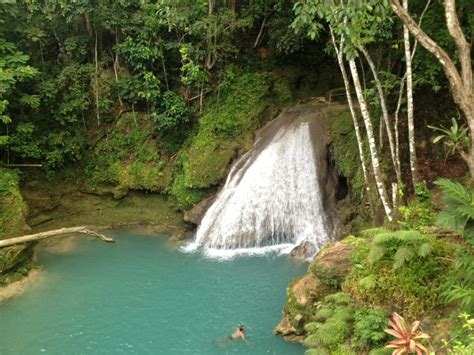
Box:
(0, 231, 306, 354)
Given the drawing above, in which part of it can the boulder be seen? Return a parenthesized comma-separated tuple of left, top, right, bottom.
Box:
(183, 195, 215, 225)
(289, 241, 317, 259)
(309, 241, 355, 284)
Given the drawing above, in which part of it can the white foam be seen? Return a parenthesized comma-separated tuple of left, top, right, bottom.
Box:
(180, 242, 296, 260)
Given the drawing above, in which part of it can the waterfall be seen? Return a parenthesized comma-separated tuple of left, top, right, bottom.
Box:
(186, 103, 339, 257)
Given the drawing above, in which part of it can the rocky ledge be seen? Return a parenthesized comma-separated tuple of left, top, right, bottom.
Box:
(274, 241, 355, 342)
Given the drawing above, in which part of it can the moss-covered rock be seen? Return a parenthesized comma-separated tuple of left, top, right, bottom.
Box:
(0, 244, 34, 275)
(0, 168, 28, 239)
(87, 114, 173, 193)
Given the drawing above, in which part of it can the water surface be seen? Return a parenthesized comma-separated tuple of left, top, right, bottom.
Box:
(0, 231, 306, 354)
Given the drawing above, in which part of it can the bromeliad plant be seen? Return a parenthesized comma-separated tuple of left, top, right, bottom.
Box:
(384, 312, 430, 354)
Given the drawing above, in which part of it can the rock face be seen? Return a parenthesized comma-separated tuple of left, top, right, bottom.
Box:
(289, 241, 317, 259)
(183, 195, 215, 225)
(274, 241, 355, 342)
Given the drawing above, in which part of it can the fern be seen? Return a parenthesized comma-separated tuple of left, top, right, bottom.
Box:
(372, 232, 397, 245)
(323, 292, 352, 306)
(304, 333, 321, 348)
(304, 321, 322, 333)
(418, 242, 433, 257)
(368, 244, 387, 264)
(358, 275, 377, 290)
(393, 245, 416, 269)
(361, 228, 390, 238)
(434, 179, 473, 233)
(366, 230, 433, 269)
(435, 178, 471, 206)
(314, 308, 334, 322)
(442, 247, 474, 313)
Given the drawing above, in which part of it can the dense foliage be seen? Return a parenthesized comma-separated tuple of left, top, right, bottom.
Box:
(0, 1, 472, 354)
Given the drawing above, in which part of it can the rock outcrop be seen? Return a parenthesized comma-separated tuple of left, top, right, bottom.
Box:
(183, 195, 215, 225)
(289, 241, 317, 259)
(274, 240, 355, 342)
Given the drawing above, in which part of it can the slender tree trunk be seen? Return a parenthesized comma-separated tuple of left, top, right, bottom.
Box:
(360, 46, 401, 187)
(205, 0, 215, 70)
(349, 58, 393, 221)
(94, 31, 100, 126)
(403, 0, 419, 189)
(254, 17, 267, 48)
(161, 54, 169, 90)
(393, 0, 431, 190)
(113, 29, 123, 108)
(390, 0, 474, 180)
(329, 28, 374, 212)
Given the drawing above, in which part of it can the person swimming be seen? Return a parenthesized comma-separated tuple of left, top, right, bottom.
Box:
(229, 324, 245, 340)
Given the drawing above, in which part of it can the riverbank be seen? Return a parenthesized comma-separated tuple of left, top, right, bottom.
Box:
(0, 267, 42, 302)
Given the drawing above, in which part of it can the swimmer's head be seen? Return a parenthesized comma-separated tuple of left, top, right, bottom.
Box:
(238, 325, 244, 331)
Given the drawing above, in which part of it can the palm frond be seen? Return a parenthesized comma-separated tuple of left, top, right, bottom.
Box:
(434, 178, 471, 206)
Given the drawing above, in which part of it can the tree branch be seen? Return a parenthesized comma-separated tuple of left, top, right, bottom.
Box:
(390, 0, 469, 111)
(0, 226, 114, 249)
(444, 0, 472, 94)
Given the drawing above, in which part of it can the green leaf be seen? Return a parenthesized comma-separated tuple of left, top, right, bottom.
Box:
(393, 245, 415, 269)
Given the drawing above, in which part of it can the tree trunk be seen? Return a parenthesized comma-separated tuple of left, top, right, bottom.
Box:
(349, 58, 393, 221)
(205, 0, 215, 70)
(403, 0, 419, 189)
(390, 0, 474, 180)
(393, 0, 432, 192)
(113, 29, 123, 108)
(360, 46, 401, 187)
(330, 28, 374, 212)
(0, 226, 114, 249)
(94, 30, 101, 126)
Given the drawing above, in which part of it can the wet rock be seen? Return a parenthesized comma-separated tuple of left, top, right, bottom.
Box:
(183, 195, 215, 225)
(289, 241, 317, 259)
(170, 229, 187, 241)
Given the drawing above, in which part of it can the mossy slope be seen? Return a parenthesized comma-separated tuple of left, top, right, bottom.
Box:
(171, 69, 293, 208)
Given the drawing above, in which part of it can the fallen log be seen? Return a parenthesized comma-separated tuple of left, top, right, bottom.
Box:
(0, 226, 115, 248)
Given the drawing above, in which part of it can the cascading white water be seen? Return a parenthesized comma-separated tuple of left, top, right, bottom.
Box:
(187, 103, 339, 256)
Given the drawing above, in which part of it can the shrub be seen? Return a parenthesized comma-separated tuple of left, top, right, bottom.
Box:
(303, 293, 354, 351)
(443, 313, 474, 354)
(436, 179, 474, 313)
(434, 178, 474, 239)
(343, 237, 452, 318)
(442, 246, 474, 314)
(352, 307, 389, 350)
(310, 264, 341, 288)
